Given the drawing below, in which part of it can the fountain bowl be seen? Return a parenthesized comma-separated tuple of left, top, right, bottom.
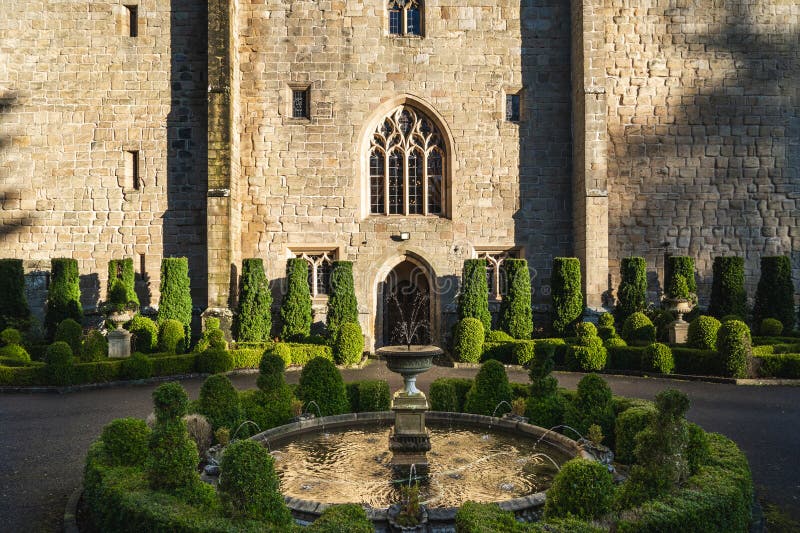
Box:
(378, 345, 441, 395)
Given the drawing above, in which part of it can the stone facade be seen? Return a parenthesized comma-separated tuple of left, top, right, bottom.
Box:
(0, 0, 797, 343)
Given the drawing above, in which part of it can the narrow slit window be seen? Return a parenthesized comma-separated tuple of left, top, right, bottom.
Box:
(125, 5, 138, 37)
(292, 89, 309, 119)
(125, 150, 140, 190)
(506, 93, 520, 122)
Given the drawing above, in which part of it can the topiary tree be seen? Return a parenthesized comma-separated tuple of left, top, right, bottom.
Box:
(127, 315, 158, 353)
(119, 352, 154, 380)
(717, 319, 752, 378)
(157, 257, 192, 339)
(596, 312, 616, 341)
(107, 259, 139, 307)
(218, 439, 292, 525)
(333, 321, 363, 366)
(500, 258, 533, 339)
(147, 382, 200, 492)
(45, 258, 82, 339)
(615, 405, 656, 465)
(621, 311, 656, 346)
(54, 318, 83, 354)
(563, 373, 615, 447)
(0, 327, 22, 346)
(760, 318, 783, 337)
(268, 342, 292, 368)
(235, 258, 273, 343)
(615, 257, 647, 323)
(464, 359, 513, 416)
(664, 256, 696, 300)
(80, 330, 108, 362)
(550, 257, 583, 336)
(753, 256, 795, 332)
(0, 343, 30, 363)
(297, 356, 349, 416)
(241, 353, 294, 432)
(642, 342, 674, 374)
(0, 258, 30, 331)
(45, 341, 74, 385)
(198, 374, 242, 431)
(101, 418, 151, 466)
(687, 315, 721, 350)
(280, 258, 312, 340)
(525, 343, 566, 429)
(453, 317, 484, 363)
(158, 319, 186, 354)
(457, 259, 491, 334)
(544, 458, 614, 520)
(326, 261, 358, 340)
(565, 322, 607, 372)
(708, 256, 747, 320)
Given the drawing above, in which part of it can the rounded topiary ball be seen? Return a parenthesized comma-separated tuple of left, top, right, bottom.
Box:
(54, 318, 83, 353)
(152, 381, 189, 423)
(687, 315, 721, 350)
(101, 417, 151, 466)
(575, 321, 598, 338)
(486, 330, 514, 343)
(597, 313, 615, 329)
(453, 317, 484, 363)
(642, 342, 674, 374)
(45, 341, 74, 365)
(334, 322, 363, 366)
(603, 336, 627, 349)
(120, 352, 154, 380)
(128, 315, 158, 353)
(622, 312, 656, 345)
(544, 458, 614, 519)
(717, 319, 752, 378)
(198, 374, 242, 431)
(297, 356, 349, 416)
(0, 344, 30, 362)
(0, 327, 23, 346)
(158, 319, 186, 354)
(760, 318, 783, 337)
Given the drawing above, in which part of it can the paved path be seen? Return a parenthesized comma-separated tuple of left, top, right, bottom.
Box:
(1, 362, 798, 532)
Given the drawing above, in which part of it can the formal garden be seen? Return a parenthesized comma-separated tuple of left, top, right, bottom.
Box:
(0, 253, 796, 530)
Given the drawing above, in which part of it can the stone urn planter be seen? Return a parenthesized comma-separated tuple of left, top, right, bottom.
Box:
(378, 345, 440, 395)
(106, 308, 136, 359)
(664, 298, 694, 344)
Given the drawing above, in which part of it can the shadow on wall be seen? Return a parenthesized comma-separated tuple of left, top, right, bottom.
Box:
(607, 0, 800, 302)
(0, 93, 34, 240)
(164, 0, 209, 308)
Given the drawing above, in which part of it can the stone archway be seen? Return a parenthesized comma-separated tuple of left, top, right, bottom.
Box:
(374, 255, 436, 348)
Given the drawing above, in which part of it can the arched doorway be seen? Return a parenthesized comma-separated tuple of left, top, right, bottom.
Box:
(378, 260, 432, 347)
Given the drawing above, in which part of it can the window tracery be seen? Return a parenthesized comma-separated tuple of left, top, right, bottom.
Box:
(388, 0, 422, 36)
(478, 250, 521, 299)
(294, 251, 334, 297)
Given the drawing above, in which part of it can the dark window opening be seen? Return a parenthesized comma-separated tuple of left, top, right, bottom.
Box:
(125, 5, 138, 37)
(292, 89, 309, 119)
(506, 94, 520, 122)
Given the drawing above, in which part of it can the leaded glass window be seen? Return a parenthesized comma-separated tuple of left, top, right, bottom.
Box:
(479, 250, 521, 299)
(387, 0, 423, 36)
(292, 89, 309, 119)
(369, 105, 446, 216)
(296, 251, 334, 297)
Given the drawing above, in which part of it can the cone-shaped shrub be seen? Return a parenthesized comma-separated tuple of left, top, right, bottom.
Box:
(107, 259, 139, 307)
(297, 356, 349, 416)
(664, 256, 696, 299)
(45, 258, 82, 338)
(0, 259, 30, 330)
(326, 261, 358, 339)
(280, 258, 312, 340)
(753, 256, 795, 332)
(218, 439, 292, 525)
(198, 374, 242, 431)
(334, 321, 363, 366)
(544, 458, 614, 520)
(453, 317, 484, 363)
(242, 353, 293, 432)
(615, 257, 647, 323)
(563, 373, 615, 447)
(464, 359, 512, 416)
(458, 259, 491, 334)
(235, 258, 272, 343)
(158, 258, 192, 330)
(500, 259, 533, 339)
(54, 318, 83, 354)
(717, 319, 752, 378)
(708, 257, 747, 320)
(551, 257, 583, 335)
(526, 343, 566, 429)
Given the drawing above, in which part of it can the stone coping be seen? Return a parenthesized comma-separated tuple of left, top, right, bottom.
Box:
(250, 411, 590, 526)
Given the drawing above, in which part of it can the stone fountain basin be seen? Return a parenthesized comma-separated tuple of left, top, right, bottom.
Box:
(250, 411, 592, 530)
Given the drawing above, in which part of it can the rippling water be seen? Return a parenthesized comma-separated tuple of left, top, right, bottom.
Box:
(272, 423, 570, 508)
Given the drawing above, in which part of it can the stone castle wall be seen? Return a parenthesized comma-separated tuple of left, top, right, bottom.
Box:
(605, 0, 800, 305)
(0, 0, 208, 316)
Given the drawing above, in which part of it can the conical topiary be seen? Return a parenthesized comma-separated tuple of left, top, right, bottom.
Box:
(235, 258, 273, 343)
(458, 259, 491, 334)
(326, 261, 358, 339)
(708, 257, 747, 320)
(280, 258, 312, 340)
(500, 258, 533, 339)
(753, 256, 795, 332)
(615, 257, 647, 323)
(551, 257, 583, 336)
(45, 258, 83, 338)
(157, 257, 192, 330)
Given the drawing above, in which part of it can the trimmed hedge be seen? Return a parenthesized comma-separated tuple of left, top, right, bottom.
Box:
(333, 321, 363, 366)
(544, 458, 615, 520)
(622, 312, 656, 346)
(615, 405, 656, 464)
(347, 380, 391, 412)
(0, 258, 30, 330)
(708, 256, 747, 320)
(326, 261, 358, 339)
(717, 320, 752, 378)
(158, 319, 186, 354)
(280, 258, 312, 340)
(550, 257, 583, 336)
(127, 315, 158, 354)
(760, 318, 783, 337)
(456, 502, 604, 533)
(157, 258, 192, 333)
(454, 317, 484, 363)
(500, 258, 533, 339)
(45, 258, 83, 338)
(235, 258, 273, 343)
(464, 359, 513, 416)
(308, 504, 374, 533)
(458, 259, 491, 333)
(230, 348, 264, 369)
(108, 259, 139, 307)
(687, 316, 721, 350)
(564, 374, 615, 447)
(285, 342, 333, 365)
(758, 353, 800, 379)
(119, 353, 154, 380)
(198, 374, 242, 431)
(671, 347, 723, 376)
(642, 343, 674, 374)
(753, 256, 795, 332)
(196, 349, 234, 374)
(101, 417, 151, 466)
(616, 257, 647, 323)
(429, 377, 473, 412)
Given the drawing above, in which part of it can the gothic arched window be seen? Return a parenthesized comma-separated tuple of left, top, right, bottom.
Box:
(369, 106, 445, 216)
(388, 0, 423, 36)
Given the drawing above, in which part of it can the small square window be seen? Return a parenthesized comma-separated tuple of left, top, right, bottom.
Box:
(125, 5, 138, 37)
(506, 94, 520, 122)
(292, 89, 309, 119)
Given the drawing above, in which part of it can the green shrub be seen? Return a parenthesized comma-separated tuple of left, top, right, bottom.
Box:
(297, 357, 349, 416)
(566, 322, 607, 372)
(642, 343, 674, 374)
(45, 258, 83, 338)
(670, 347, 723, 375)
(152, 381, 189, 423)
(687, 315, 721, 350)
(486, 330, 514, 342)
(326, 261, 358, 339)
(54, 318, 83, 354)
(239, 354, 293, 433)
(147, 419, 200, 491)
(564, 374, 615, 447)
(686, 421, 710, 475)
(158, 319, 186, 354)
(198, 374, 242, 431)
(218, 439, 292, 525)
(760, 318, 784, 337)
(665, 256, 696, 299)
(101, 418, 151, 466)
(753, 256, 795, 332)
(615, 257, 647, 323)
(149, 353, 197, 377)
(196, 349, 233, 374)
(45, 341, 74, 385)
(500, 259, 533, 339)
(604, 336, 627, 349)
(270, 342, 292, 367)
(309, 504, 374, 533)
(119, 353, 153, 380)
(606, 345, 644, 370)
(0, 259, 30, 330)
(257, 352, 287, 392)
(229, 347, 263, 369)
(194, 319, 228, 353)
(525, 342, 565, 428)
(512, 340, 536, 365)
(575, 321, 597, 337)
(622, 312, 656, 345)
(717, 319, 752, 378)
(354, 380, 391, 412)
(107, 259, 139, 307)
(157, 258, 192, 335)
(464, 359, 512, 416)
(544, 458, 614, 520)
(235, 258, 273, 343)
(429, 378, 473, 412)
(454, 317, 484, 363)
(333, 321, 363, 366)
(551, 257, 583, 335)
(758, 353, 800, 378)
(0, 327, 23, 346)
(80, 330, 108, 362)
(708, 256, 747, 320)
(615, 406, 656, 464)
(458, 259, 491, 334)
(0, 343, 30, 362)
(285, 342, 333, 366)
(280, 258, 312, 340)
(127, 315, 158, 354)
(598, 313, 614, 328)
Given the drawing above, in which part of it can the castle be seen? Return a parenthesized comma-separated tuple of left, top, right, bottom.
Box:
(0, 0, 798, 348)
